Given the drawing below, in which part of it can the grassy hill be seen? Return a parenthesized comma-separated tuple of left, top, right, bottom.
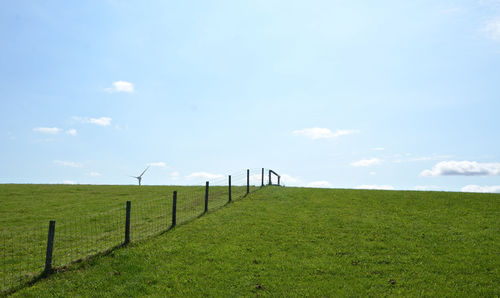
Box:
(3, 186, 500, 296)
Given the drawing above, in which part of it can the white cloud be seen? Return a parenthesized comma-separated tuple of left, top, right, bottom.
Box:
(461, 185, 500, 193)
(66, 129, 77, 136)
(483, 18, 500, 41)
(54, 160, 83, 168)
(421, 161, 500, 177)
(369, 171, 376, 175)
(148, 162, 167, 167)
(74, 116, 112, 126)
(90, 117, 112, 126)
(186, 172, 224, 180)
(62, 180, 77, 184)
(90, 172, 101, 177)
(350, 158, 381, 167)
(306, 181, 331, 188)
(373, 147, 385, 151)
(105, 81, 134, 93)
(170, 171, 180, 180)
(292, 128, 358, 140)
(413, 185, 440, 191)
(33, 127, 61, 134)
(281, 174, 300, 185)
(356, 185, 394, 190)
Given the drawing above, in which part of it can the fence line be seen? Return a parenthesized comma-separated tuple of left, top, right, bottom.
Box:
(0, 168, 281, 294)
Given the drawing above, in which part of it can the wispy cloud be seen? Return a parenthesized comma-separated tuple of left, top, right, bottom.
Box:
(373, 147, 385, 151)
(105, 81, 134, 93)
(461, 184, 500, 193)
(483, 18, 500, 41)
(350, 158, 382, 167)
(292, 128, 358, 140)
(66, 129, 77, 136)
(421, 161, 500, 176)
(147, 162, 167, 167)
(73, 116, 112, 126)
(54, 160, 83, 168)
(306, 181, 331, 188)
(186, 172, 224, 180)
(479, 0, 500, 7)
(62, 180, 77, 184)
(356, 185, 394, 190)
(89, 172, 101, 177)
(33, 127, 61, 134)
(170, 171, 180, 180)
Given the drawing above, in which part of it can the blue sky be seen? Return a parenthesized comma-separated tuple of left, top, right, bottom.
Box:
(1, 0, 500, 192)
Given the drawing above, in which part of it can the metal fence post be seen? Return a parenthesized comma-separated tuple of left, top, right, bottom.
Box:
(247, 169, 250, 194)
(228, 175, 232, 202)
(204, 181, 209, 213)
(124, 201, 131, 245)
(261, 168, 264, 187)
(268, 170, 271, 185)
(278, 175, 281, 186)
(172, 191, 177, 227)
(43, 220, 56, 275)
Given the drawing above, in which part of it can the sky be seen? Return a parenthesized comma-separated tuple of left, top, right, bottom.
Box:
(1, 0, 500, 192)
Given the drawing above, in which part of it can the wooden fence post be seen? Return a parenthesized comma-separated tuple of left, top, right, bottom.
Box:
(172, 191, 177, 227)
(43, 220, 56, 275)
(247, 169, 250, 194)
(204, 181, 209, 213)
(228, 175, 232, 202)
(261, 168, 264, 187)
(124, 201, 131, 245)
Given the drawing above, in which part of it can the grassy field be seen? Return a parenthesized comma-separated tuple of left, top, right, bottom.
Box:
(3, 186, 499, 296)
(0, 182, 252, 294)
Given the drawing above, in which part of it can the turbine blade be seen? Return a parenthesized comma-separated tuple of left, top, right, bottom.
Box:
(139, 166, 149, 177)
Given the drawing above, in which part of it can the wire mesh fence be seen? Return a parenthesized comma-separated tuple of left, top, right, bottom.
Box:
(0, 168, 280, 294)
(1, 225, 46, 294)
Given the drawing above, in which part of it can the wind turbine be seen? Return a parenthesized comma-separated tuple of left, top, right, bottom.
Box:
(131, 166, 149, 186)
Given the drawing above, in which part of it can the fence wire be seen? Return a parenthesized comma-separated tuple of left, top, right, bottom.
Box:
(0, 168, 279, 294)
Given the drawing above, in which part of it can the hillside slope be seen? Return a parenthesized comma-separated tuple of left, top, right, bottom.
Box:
(12, 187, 500, 297)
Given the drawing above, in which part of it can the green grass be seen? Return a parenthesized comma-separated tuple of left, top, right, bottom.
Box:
(0, 183, 251, 293)
(3, 186, 499, 296)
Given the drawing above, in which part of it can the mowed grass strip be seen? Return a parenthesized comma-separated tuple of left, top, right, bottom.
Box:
(10, 187, 500, 297)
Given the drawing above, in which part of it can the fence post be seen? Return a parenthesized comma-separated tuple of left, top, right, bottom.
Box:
(278, 176, 281, 186)
(261, 168, 264, 187)
(172, 191, 177, 227)
(43, 220, 56, 275)
(124, 201, 131, 245)
(204, 181, 209, 213)
(228, 175, 232, 202)
(247, 169, 250, 194)
(268, 170, 271, 185)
